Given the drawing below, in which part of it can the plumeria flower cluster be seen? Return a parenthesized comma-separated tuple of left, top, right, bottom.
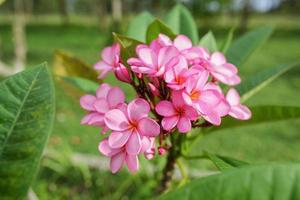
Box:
(80, 33, 251, 173)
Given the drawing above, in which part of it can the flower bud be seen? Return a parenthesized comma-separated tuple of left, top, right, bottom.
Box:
(148, 83, 160, 97)
(114, 63, 132, 83)
(158, 147, 167, 156)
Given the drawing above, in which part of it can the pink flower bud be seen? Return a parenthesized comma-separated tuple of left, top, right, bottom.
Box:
(114, 63, 132, 83)
(148, 83, 160, 97)
(158, 147, 167, 156)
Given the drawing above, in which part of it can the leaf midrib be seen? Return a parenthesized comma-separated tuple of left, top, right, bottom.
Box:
(0, 67, 43, 158)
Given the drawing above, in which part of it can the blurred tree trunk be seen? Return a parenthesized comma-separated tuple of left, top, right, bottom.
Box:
(95, 0, 108, 29)
(13, 0, 27, 72)
(239, 0, 250, 33)
(58, 0, 69, 25)
(111, 0, 122, 33)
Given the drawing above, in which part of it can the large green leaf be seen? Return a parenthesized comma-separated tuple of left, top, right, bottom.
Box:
(220, 27, 235, 53)
(226, 26, 273, 66)
(204, 151, 248, 171)
(127, 11, 154, 42)
(203, 106, 300, 134)
(0, 63, 55, 199)
(159, 164, 300, 200)
(199, 31, 218, 52)
(113, 33, 142, 64)
(146, 19, 176, 44)
(237, 61, 300, 102)
(165, 4, 199, 44)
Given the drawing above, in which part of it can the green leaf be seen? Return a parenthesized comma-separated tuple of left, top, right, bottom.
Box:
(220, 27, 235, 53)
(0, 0, 5, 6)
(53, 50, 99, 81)
(113, 33, 142, 63)
(159, 164, 300, 200)
(127, 11, 154, 42)
(146, 19, 176, 44)
(204, 106, 300, 134)
(165, 4, 199, 44)
(204, 151, 248, 171)
(62, 76, 98, 94)
(0, 63, 55, 199)
(237, 61, 300, 102)
(199, 31, 218, 52)
(226, 26, 273, 66)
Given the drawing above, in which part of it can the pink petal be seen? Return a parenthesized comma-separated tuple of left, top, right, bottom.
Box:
(80, 95, 96, 111)
(108, 130, 131, 148)
(174, 35, 192, 51)
(155, 101, 176, 117)
(96, 83, 111, 99)
(81, 112, 105, 126)
(127, 58, 144, 66)
(203, 112, 221, 126)
(138, 118, 160, 137)
(98, 138, 121, 157)
(182, 91, 193, 106)
(158, 46, 179, 67)
(200, 90, 221, 107)
(131, 65, 156, 74)
(107, 87, 125, 108)
(158, 34, 172, 46)
(177, 117, 191, 133)
(110, 152, 125, 173)
(162, 116, 179, 131)
(127, 98, 150, 121)
(229, 105, 252, 120)
(140, 136, 151, 153)
(195, 71, 209, 90)
(211, 52, 226, 65)
(226, 88, 241, 106)
(137, 46, 155, 66)
(126, 154, 139, 173)
(126, 132, 142, 155)
(183, 106, 199, 120)
(214, 99, 230, 117)
(94, 99, 110, 113)
(101, 44, 119, 65)
(171, 90, 186, 108)
(104, 109, 129, 131)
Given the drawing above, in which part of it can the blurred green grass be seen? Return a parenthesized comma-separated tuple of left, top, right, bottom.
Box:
(1, 14, 300, 199)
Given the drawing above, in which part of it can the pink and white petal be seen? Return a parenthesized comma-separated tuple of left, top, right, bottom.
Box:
(108, 130, 131, 149)
(177, 117, 191, 133)
(211, 52, 226, 65)
(226, 88, 241, 106)
(214, 99, 230, 117)
(126, 133, 142, 155)
(195, 71, 209, 90)
(138, 118, 160, 137)
(94, 61, 113, 72)
(137, 46, 154, 66)
(131, 65, 155, 74)
(174, 35, 192, 51)
(80, 95, 96, 111)
(158, 34, 172, 46)
(203, 112, 221, 126)
(94, 99, 110, 113)
(182, 91, 193, 106)
(107, 87, 125, 108)
(227, 75, 241, 85)
(164, 68, 176, 83)
(171, 90, 186, 108)
(104, 109, 129, 131)
(140, 136, 151, 153)
(127, 58, 144, 66)
(101, 46, 115, 65)
(229, 105, 252, 120)
(98, 139, 121, 157)
(126, 154, 139, 173)
(127, 98, 150, 121)
(96, 83, 111, 99)
(158, 46, 179, 67)
(110, 152, 125, 173)
(154, 65, 166, 77)
(161, 116, 179, 131)
(200, 90, 221, 107)
(203, 82, 222, 93)
(183, 106, 199, 120)
(83, 113, 105, 126)
(155, 101, 176, 117)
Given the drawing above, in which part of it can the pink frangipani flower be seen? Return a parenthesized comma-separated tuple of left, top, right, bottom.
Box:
(80, 83, 125, 133)
(156, 91, 198, 133)
(128, 44, 179, 77)
(104, 98, 160, 155)
(226, 88, 252, 120)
